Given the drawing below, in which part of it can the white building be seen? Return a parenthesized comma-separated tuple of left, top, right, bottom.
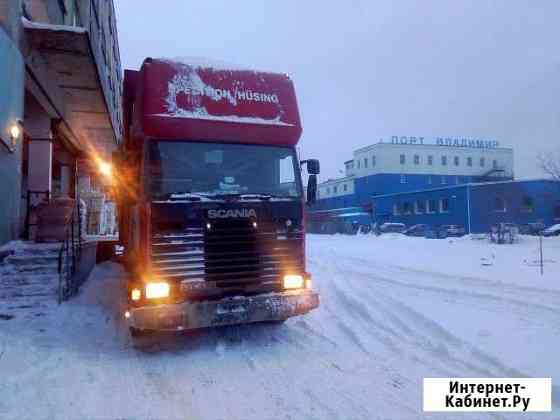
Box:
(317, 135, 514, 207)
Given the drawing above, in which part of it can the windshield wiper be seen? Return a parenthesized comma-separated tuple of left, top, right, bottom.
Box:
(215, 193, 296, 201)
(157, 191, 203, 201)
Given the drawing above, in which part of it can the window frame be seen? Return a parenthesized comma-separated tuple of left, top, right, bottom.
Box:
(414, 200, 425, 214)
(439, 198, 450, 213)
(494, 196, 507, 213)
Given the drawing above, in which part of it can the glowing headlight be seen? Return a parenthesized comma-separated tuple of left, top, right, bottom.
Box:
(283, 274, 304, 290)
(131, 288, 141, 301)
(145, 282, 170, 299)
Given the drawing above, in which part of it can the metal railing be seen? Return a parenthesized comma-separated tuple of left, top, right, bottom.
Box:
(57, 199, 83, 303)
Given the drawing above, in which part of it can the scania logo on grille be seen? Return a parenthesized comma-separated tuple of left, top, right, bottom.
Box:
(207, 209, 257, 219)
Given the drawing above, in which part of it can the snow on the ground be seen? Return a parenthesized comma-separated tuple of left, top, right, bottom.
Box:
(1, 234, 559, 419)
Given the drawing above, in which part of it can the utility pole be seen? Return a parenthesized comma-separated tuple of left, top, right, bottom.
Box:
(539, 233, 544, 276)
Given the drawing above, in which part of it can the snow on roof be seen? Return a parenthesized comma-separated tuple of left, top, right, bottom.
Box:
(371, 178, 560, 199)
(318, 176, 355, 186)
(21, 17, 87, 34)
(151, 113, 293, 127)
(158, 57, 284, 75)
(337, 212, 370, 217)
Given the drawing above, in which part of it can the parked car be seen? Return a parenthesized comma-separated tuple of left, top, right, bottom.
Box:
(542, 224, 560, 237)
(379, 222, 406, 233)
(439, 224, 466, 237)
(403, 224, 430, 237)
(518, 222, 546, 235)
(490, 223, 519, 244)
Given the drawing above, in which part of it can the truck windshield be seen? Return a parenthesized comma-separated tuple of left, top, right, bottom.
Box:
(148, 141, 302, 199)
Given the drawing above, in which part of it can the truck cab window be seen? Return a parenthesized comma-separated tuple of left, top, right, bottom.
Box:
(148, 140, 301, 198)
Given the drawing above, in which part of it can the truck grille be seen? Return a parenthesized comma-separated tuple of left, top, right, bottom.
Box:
(151, 220, 304, 289)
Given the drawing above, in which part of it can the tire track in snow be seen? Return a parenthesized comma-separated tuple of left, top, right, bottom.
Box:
(331, 258, 531, 378)
(344, 255, 560, 316)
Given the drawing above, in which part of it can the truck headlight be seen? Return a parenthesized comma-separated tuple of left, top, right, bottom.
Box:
(131, 288, 141, 301)
(145, 282, 170, 299)
(283, 274, 304, 290)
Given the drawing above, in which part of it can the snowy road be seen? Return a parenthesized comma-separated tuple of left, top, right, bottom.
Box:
(1, 234, 559, 419)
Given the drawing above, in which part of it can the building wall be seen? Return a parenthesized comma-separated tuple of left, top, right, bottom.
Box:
(77, 0, 123, 150)
(372, 185, 470, 229)
(371, 180, 560, 233)
(352, 143, 514, 178)
(0, 26, 25, 244)
(468, 180, 560, 232)
(317, 141, 514, 211)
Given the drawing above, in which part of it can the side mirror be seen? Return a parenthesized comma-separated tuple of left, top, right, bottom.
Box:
(307, 175, 317, 205)
(302, 159, 320, 175)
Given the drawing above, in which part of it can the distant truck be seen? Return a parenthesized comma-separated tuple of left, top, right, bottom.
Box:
(307, 207, 372, 234)
(114, 58, 320, 336)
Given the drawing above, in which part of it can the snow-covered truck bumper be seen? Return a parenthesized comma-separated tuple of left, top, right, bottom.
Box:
(127, 290, 319, 331)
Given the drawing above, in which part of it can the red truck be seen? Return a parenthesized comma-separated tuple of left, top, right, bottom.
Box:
(115, 58, 320, 336)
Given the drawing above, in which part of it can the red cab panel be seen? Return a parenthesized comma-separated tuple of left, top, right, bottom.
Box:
(133, 58, 302, 146)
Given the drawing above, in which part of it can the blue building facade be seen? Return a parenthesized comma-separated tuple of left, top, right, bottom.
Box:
(372, 180, 560, 233)
(308, 138, 560, 234)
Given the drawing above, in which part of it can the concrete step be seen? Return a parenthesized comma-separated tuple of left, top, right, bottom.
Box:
(4, 263, 59, 275)
(5, 254, 60, 267)
(0, 273, 58, 287)
(5, 241, 62, 256)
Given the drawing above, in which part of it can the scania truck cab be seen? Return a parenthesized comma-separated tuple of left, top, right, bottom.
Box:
(116, 58, 320, 335)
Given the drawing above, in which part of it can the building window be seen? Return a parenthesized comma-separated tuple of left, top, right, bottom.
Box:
(494, 197, 507, 212)
(333, 186, 338, 194)
(428, 175, 432, 185)
(521, 197, 534, 213)
(428, 155, 433, 165)
(327, 187, 330, 194)
(467, 157, 473, 167)
(372, 155, 376, 166)
(441, 156, 447, 166)
(357, 160, 360, 169)
(400, 154, 406, 165)
(454, 156, 460, 166)
(403, 202, 412, 215)
(364, 157, 368, 168)
(455, 176, 460, 184)
(414, 154, 420, 165)
(415, 200, 425, 214)
(554, 205, 560, 219)
(343, 183, 348, 192)
(493, 159, 498, 169)
(441, 176, 447, 185)
(439, 198, 450, 213)
(393, 203, 400, 216)
(427, 199, 437, 213)
(400, 174, 407, 184)
(480, 157, 485, 167)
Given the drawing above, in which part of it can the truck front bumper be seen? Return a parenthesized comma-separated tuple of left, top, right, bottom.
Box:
(127, 290, 319, 332)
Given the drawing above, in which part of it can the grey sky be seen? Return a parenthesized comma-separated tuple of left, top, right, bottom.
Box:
(115, 1, 560, 180)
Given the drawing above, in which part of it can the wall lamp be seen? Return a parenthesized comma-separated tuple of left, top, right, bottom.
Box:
(1, 119, 23, 153)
